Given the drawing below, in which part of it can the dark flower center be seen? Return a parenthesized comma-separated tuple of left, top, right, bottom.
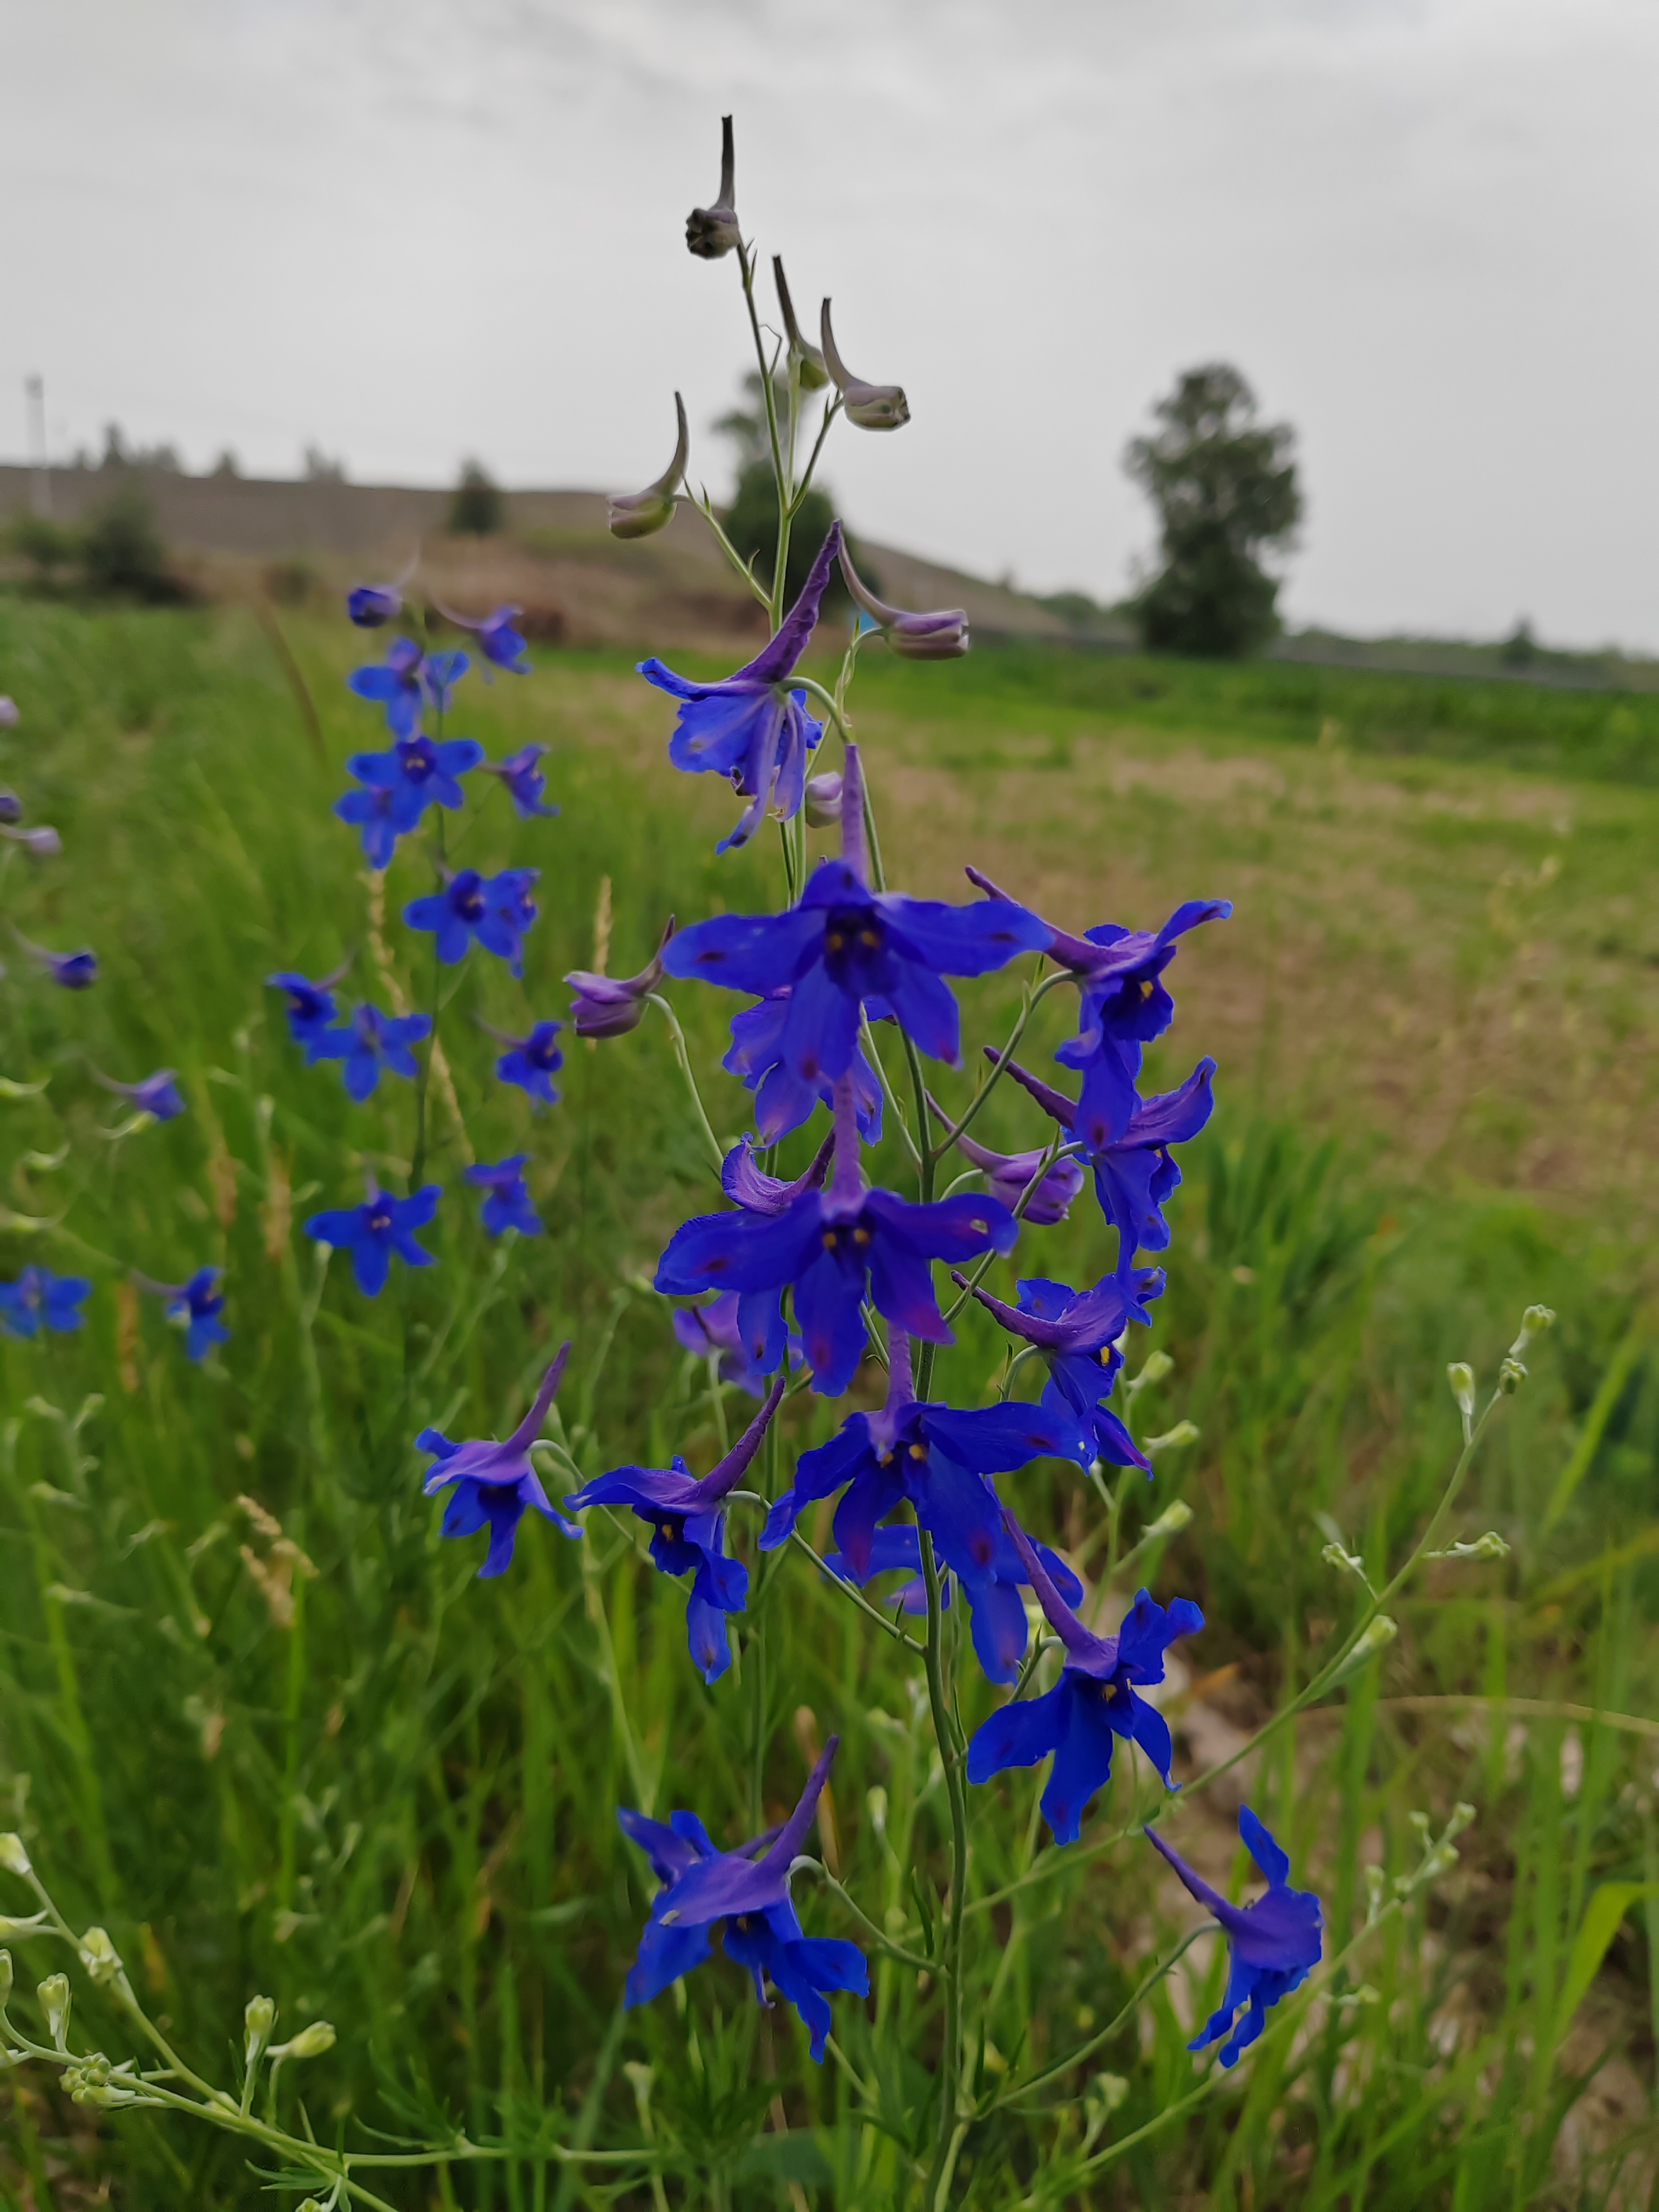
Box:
(458, 890, 485, 920)
(403, 747, 434, 782)
(366, 1206, 393, 1233)
(529, 1035, 559, 1067)
(477, 1481, 520, 1509)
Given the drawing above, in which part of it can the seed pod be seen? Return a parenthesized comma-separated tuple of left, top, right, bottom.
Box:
(820, 302, 910, 432)
(686, 116, 740, 260)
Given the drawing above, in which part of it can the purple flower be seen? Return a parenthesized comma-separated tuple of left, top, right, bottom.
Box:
(638, 527, 842, 853)
(824, 1520, 1085, 1686)
(0, 1266, 91, 1339)
(656, 1088, 1017, 1397)
(266, 967, 347, 1060)
(343, 732, 485, 841)
(839, 543, 966, 658)
(969, 869, 1230, 1145)
(435, 603, 528, 675)
(347, 637, 426, 737)
(305, 1181, 441, 1295)
(464, 1155, 542, 1237)
(672, 1291, 801, 1396)
(666, 746, 1046, 1081)
(760, 1327, 1088, 1616)
(565, 916, 674, 1039)
(619, 1738, 868, 2061)
(0, 793, 21, 825)
(313, 1003, 431, 1102)
(346, 583, 401, 628)
(966, 1514, 1202, 1844)
(724, 988, 884, 1146)
(1, 823, 59, 857)
(145, 1267, 229, 1361)
(925, 1091, 1082, 1225)
(954, 1269, 1153, 1472)
(486, 1018, 563, 1105)
(14, 931, 96, 989)
(404, 867, 538, 975)
(995, 1054, 1216, 1282)
(1146, 1811, 1323, 2066)
(564, 1380, 784, 1683)
(333, 780, 400, 868)
(93, 1067, 186, 1121)
(419, 1347, 580, 1576)
(820, 300, 909, 432)
(484, 743, 559, 819)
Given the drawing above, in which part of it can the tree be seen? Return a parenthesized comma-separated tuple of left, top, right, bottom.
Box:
(449, 460, 503, 536)
(1124, 364, 1300, 658)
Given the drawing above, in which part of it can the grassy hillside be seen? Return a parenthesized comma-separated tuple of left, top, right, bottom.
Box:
(0, 602, 1655, 2208)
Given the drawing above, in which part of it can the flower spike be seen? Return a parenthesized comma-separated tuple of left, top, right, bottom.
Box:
(840, 543, 967, 659)
(686, 114, 741, 259)
(820, 301, 910, 431)
(774, 259, 828, 390)
(609, 392, 689, 540)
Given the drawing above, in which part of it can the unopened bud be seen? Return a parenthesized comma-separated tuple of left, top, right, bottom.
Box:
(346, 584, 400, 628)
(1364, 1864, 1386, 1923)
(866, 1785, 888, 1836)
(276, 2020, 335, 2061)
(1446, 1363, 1475, 1422)
(1128, 1349, 1174, 1395)
(3, 826, 63, 857)
(77, 1927, 122, 1986)
(1326, 1614, 1399, 1690)
(0, 699, 17, 729)
(0, 1835, 31, 1877)
(838, 543, 963, 657)
(0, 794, 22, 824)
(1144, 1499, 1193, 1540)
(37, 1972, 71, 2051)
(1445, 1801, 1476, 1842)
(804, 771, 843, 829)
(773, 258, 828, 390)
(820, 301, 910, 431)
(608, 392, 689, 541)
(1322, 1541, 1367, 1581)
(686, 116, 740, 260)
(0, 1951, 12, 2007)
(1498, 1357, 1525, 1395)
(1510, 1304, 1556, 1357)
(1427, 1530, 1510, 1562)
(244, 1994, 277, 2066)
(1144, 1420, 1198, 1458)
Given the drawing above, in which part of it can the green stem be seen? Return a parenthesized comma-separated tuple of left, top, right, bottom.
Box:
(787, 1529, 924, 1653)
(919, 1527, 969, 2211)
(645, 994, 725, 1180)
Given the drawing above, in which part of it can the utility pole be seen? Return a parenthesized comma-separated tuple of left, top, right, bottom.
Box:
(25, 374, 50, 518)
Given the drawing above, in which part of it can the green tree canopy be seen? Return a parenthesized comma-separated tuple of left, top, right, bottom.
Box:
(1125, 363, 1300, 658)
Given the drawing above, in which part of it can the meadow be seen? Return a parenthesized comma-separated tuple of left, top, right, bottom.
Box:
(0, 595, 1656, 2208)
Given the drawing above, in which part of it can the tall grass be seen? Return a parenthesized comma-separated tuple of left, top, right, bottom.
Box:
(0, 600, 1654, 2207)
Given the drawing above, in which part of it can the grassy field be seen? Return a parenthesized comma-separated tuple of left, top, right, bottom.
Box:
(0, 598, 1656, 2208)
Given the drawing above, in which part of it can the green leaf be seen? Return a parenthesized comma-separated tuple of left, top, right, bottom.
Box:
(1555, 1882, 1659, 2047)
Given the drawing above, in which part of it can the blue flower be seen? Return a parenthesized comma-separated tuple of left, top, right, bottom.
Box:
(436, 603, 529, 675)
(348, 642, 470, 737)
(419, 1347, 581, 1575)
(346, 583, 400, 628)
(567, 918, 674, 1038)
(312, 1003, 431, 1102)
(666, 747, 1047, 1080)
(305, 1182, 441, 1295)
(343, 733, 485, 837)
(638, 525, 842, 852)
(761, 1328, 1088, 1622)
(404, 867, 539, 975)
(0, 1266, 92, 1339)
(486, 1018, 563, 1104)
(14, 931, 96, 988)
(333, 780, 400, 867)
(656, 1101, 1017, 1398)
(484, 744, 559, 819)
(824, 1519, 1085, 1686)
(266, 968, 345, 1059)
(565, 1380, 784, 1683)
(996, 1055, 1217, 1282)
(145, 1267, 229, 1361)
(954, 1269, 1154, 1472)
(966, 1513, 1203, 1844)
(97, 1068, 187, 1122)
(969, 868, 1230, 1145)
(0, 793, 21, 825)
(671, 1291, 800, 1396)
(1145, 1810, 1323, 2066)
(465, 1155, 542, 1237)
(724, 989, 884, 1147)
(618, 1739, 867, 2060)
(925, 1091, 1082, 1225)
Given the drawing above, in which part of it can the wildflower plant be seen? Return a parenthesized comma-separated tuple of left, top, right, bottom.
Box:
(0, 110, 1575, 2212)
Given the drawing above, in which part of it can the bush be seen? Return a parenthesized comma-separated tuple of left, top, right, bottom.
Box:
(79, 487, 184, 604)
(449, 460, 503, 536)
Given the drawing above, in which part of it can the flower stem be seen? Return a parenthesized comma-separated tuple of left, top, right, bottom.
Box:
(645, 994, 725, 1181)
(919, 1525, 970, 2209)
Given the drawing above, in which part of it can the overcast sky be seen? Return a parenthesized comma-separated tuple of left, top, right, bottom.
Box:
(3, 0, 1655, 647)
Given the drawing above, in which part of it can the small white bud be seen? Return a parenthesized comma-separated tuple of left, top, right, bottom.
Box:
(1445, 1801, 1477, 1842)
(1446, 1363, 1475, 1422)
(275, 2020, 335, 2061)
(37, 1972, 71, 2051)
(76, 1927, 123, 1987)
(0, 1950, 12, 2007)
(1144, 1499, 1193, 1541)
(1144, 1420, 1198, 1458)
(1326, 1614, 1399, 1691)
(1510, 1304, 1556, 1358)
(1128, 1349, 1175, 1395)
(1364, 1864, 1386, 1924)
(866, 1785, 889, 1836)
(0, 1835, 31, 1877)
(1321, 1541, 1367, 1581)
(1498, 1357, 1526, 1395)
(244, 1994, 276, 2067)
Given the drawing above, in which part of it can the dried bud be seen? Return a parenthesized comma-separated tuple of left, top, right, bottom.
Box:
(820, 301, 910, 431)
(686, 115, 741, 260)
(838, 543, 965, 658)
(37, 1972, 71, 2051)
(76, 1927, 123, 1986)
(346, 584, 400, 628)
(804, 770, 843, 828)
(773, 258, 828, 390)
(0, 1835, 31, 1877)
(608, 393, 689, 541)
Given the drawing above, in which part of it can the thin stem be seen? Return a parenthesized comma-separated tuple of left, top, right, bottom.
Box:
(793, 1858, 936, 1973)
(787, 1528, 923, 1653)
(919, 1526, 970, 2211)
(690, 490, 771, 609)
(992, 1924, 1213, 2109)
(788, 399, 842, 514)
(929, 969, 1072, 1163)
(737, 244, 791, 632)
(645, 994, 725, 1181)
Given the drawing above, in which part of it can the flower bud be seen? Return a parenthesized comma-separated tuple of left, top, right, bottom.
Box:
(0, 793, 21, 824)
(287, 2020, 336, 2060)
(1498, 1357, 1525, 1394)
(608, 393, 689, 541)
(838, 543, 965, 658)
(1363, 1864, 1386, 1923)
(686, 115, 740, 259)
(866, 1785, 888, 1836)
(1321, 1540, 1366, 1580)
(245, 1994, 277, 2067)
(1130, 1349, 1175, 1393)
(1325, 1614, 1398, 1690)
(1446, 1362, 1475, 1422)
(804, 771, 843, 828)
(2, 826, 62, 857)
(1510, 1303, 1555, 1357)
(0, 1835, 31, 1877)
(37, 1972, 71, 2051)
(820, 301, 910, 431)
(346, 584, 400, 628)
(565, 915, 675, 1038)
(773, 259, 828, 390)
(77, 1927, 123, 1986)
(0, 698, 17, 729)
(0, 1951, 12, 2007)
(1143, 1499, 1193, 1541)
(1143, 1420, 1198, 1458)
